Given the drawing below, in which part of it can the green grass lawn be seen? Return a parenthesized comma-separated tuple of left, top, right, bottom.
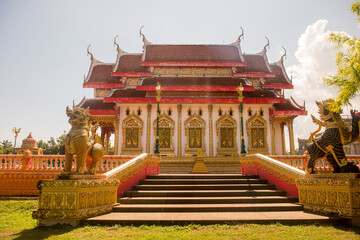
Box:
(0, 200, 359, 240)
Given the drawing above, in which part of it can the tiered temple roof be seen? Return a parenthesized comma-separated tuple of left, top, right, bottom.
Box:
(79, 33, 306, 117)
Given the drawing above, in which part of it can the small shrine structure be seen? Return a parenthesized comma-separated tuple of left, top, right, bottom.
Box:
(77, 30, 307, 156)
(15, 132, 42, 155)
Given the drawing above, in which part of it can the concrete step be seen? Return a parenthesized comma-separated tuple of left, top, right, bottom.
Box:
(132, 184, 276, 191)
(118, 196, 298, 204)
(139, 179, 268, 185)
(112, 203, 304, 212)
(123, 189, 286, 198)
(85, 211, 344, 226)
(147, 174, 258, 179)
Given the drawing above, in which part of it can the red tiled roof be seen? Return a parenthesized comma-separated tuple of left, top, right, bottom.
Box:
(143, 45, 243, 63)
(77, 99, 117, 110)
(114, 54, 150, 73)
(271, 99, 307, 116)
(86, 64, 120, 83)
(236, 55, 272, 73)
(265, 63, 292, 86)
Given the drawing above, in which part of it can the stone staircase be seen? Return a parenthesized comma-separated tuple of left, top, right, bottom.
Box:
(85, 174, 343, 225)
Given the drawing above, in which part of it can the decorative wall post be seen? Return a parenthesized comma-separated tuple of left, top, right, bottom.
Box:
(237, 83, 247, 156)
(114, 115, 120, 155)
(154, 82, 161, 154)
(177, 103, 182, 157)
(146, 103, 152, 153)
(208, 104, 214, 157)
(288, 118, 295, 155)
(270, 117, 276, 155)
(280, 122, 286, 155)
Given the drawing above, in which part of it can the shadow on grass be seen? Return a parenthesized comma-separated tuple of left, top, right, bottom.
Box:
(11, 224, 75, 240)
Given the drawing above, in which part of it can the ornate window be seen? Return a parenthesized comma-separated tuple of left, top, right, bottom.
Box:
(185, 113, 206, 156)
(121, 112, 143, 154)
(216, 112, 238, 156)
(153, 113, 175, 156)
(246, 112, 268, 154)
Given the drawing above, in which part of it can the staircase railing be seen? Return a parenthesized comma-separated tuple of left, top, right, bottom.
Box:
(241, 154, 305, 197)
(104, 153, 161, 197)
(270, 155, 360, 172)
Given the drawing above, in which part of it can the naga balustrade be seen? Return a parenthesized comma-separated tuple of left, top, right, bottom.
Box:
(270, 155, 360, 172)
(105, 153, 161, 197)
(241, 154, 306, 197)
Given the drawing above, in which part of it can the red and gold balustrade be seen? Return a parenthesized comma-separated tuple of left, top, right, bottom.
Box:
(0, 154, 134, 196)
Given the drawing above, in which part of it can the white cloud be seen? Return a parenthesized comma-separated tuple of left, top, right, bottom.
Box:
(286, 20, 339, 143)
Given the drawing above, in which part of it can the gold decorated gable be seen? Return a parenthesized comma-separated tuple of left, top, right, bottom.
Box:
(95, 88, 111, 98)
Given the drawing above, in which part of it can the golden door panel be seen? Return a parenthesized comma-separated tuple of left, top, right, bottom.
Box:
(125, 128, 138, 148)
(121, 112, 143, 154)
(189, 128, 202, 148)
(216, 112, 238, 156)
(246, 112, 268, 154)
(184, 113, 206, 156)
(220, 128, 234, 148)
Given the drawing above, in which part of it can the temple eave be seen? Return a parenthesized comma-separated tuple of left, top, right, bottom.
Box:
(104, 97, 286, 104)
(140, 61, 246, 67)
(111, 72, 153, 77)
(83, 83, 125, 88)
(270, 110, 308, 116)
(89, 109, 119, 115)
(262, 84, 294, 89)
(233, 73, 275, 78)
(135, 86, 255, 92)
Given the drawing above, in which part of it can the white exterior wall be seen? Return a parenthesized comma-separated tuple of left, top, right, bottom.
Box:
(116, 102, 274, 156)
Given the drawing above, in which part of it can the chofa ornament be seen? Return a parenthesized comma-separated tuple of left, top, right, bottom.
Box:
(305, 99, 360, 174)
(63, 106, 104, 175)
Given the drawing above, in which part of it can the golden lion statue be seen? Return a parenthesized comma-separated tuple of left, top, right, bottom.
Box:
(63, 106, 104, 175)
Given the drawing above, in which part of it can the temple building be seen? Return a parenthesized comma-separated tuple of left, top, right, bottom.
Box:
(77, 31, 307, 156)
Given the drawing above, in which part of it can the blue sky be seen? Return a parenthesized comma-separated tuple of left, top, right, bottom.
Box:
(0, 0, 359, 146)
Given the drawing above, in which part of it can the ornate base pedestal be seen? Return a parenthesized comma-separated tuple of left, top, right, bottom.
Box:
(32, 177, 119, 226)
(192, 157, 209, 174)
(296, 173, 360, 226)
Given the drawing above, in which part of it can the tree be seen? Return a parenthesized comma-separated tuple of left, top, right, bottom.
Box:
(323, 1, 360, 112)
(0, 140, 14, 154)
(37, 132, 66, 155)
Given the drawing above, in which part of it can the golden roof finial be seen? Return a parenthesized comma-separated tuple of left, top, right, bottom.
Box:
(239, 27, 244, 41)
(281, 46, 287, 62)
(114, 35, 120, 53)
(73, 99, 75, 109)
(139, 25, 146, 43)
(87, 44, 94, 61)
(264, 36, 270, 52)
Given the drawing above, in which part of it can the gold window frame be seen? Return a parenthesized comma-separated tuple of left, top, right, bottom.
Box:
(184, 113, 206, 156)
(153, 113, 175, 156)
(246, 112, 268, 154)
(121, 112, 143, 155)
(216, 112, 238, 156)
